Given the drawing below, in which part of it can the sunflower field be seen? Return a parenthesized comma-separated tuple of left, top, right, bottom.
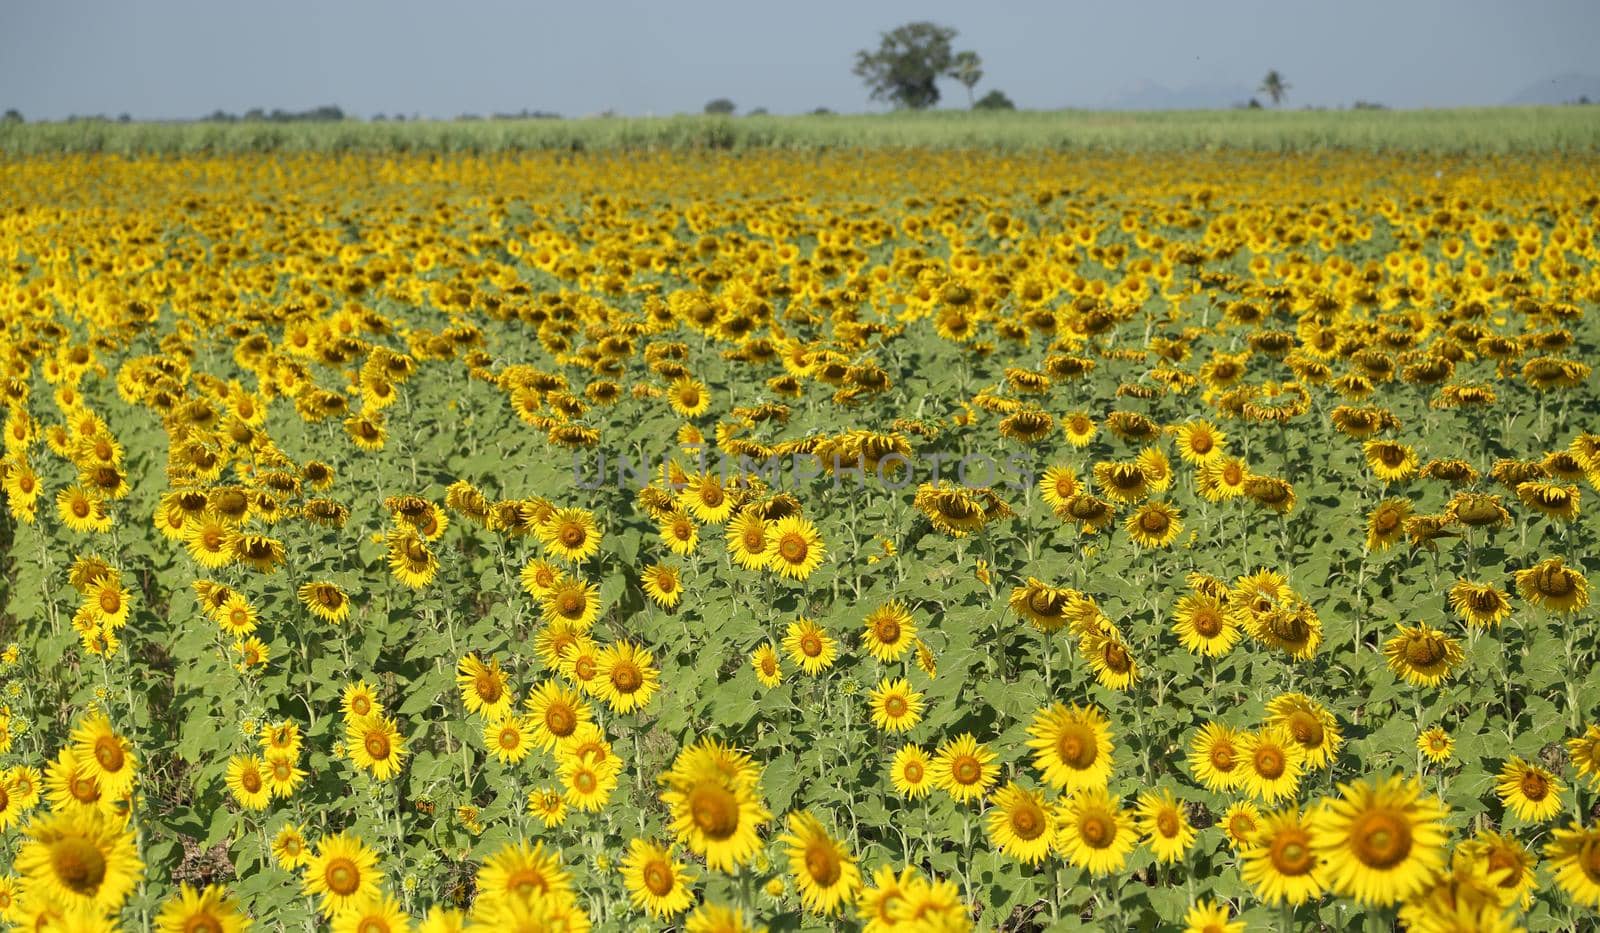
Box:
(1, 146, 1599, 932)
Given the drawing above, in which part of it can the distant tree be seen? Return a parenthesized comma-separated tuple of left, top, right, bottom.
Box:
(973, 89, 1015, 111)
(117, 113, 131, 123)
(1, 109, 22, 123)
(748, 107, 768, 116)
(1258, 70, 1290, 107)
(810, 107, 835, 116)
(1352, 100, 1387, 110)
(853, 21, 969, 110)
(1247, 97, 1263, 110)
(950, 50, 983, 107)
(704, 98, 736, 115)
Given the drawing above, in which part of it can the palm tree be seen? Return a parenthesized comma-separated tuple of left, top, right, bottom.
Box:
(1259, 70, 1290, 107)
(949, 51, 984, 107)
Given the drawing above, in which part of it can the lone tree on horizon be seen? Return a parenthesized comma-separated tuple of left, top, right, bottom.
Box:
(853, 21, 977, 110)
(950, 50, 984, 107)
(1259, 70, 1291, 107)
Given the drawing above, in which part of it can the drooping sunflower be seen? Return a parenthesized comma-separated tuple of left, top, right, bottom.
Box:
(1516, 480, 1581, 522)
(1054, 787, 1136, 876)
(619, 838, 695, 920)
(1079, 628, 1139, 690)
(1418, 726, 1454, 764)
(1313, 774, 1451, 906)
(1266, 693, 1343, 770)
(384, 527, 437, 589)
(1136, 788, 1195, 864)
(889, 745, 934, 799)
(594, 640, 659, 714)
(986, 782, 1056, 865)
(782, 618, 838, 676)
(780, 811, 862, 916)
(1447, 579, 1512, 628)
(1026, 703, 1114, 791)
(345, 713, 406, 781)
(749, 644, 782, 688)
(1543, 821, 1600, 908)
(765, 515, 825, 581)
(1172, 592, 1240, 656)
(659, 738, 770, 873)
(866, 678, 925, 734)
(930, 733, 999, 804)
(155, 883, 249, 933)
(1513, 556, 1589, 613)
(1125, 499, 1182, 548)
(1240, 726, 1305, 804)
(1383, 622, 1464, 687)
(1241, 807, 1324, 905)
(1366, 497, 1413, 552)
(1495, 756, 1565, 823)
(302, 832, 381, 915)
(641, 562, 683, 609)
(1364, 439, 1418, 482)
(456, 653, 514, 720)
(1007, 577, 1078, 632)
(860, 601, 916, 662)
(70, 712, 137, 800)
(297, 581, 351, 624)
(1093, 461, 1149, 504)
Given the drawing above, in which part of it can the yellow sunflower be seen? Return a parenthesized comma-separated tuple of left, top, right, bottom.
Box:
(782, 618, 838, 675)
(1383, 623, 1464, 687)
(1188, 722, 1247, 792)
(1125, 499, 1182, 548)
(1447, 579, 1512, 628)
(456, 653, 514, 720)
(986, 782, 1056, 865)
(1312, 774, 1451, 905)
(750, 644, 783, 688)
(345, 713, 406, 781)
(1241, 807, 1324, 905)
(1514, 556, 1589, 613)
(724, 510, 771, 570)
(780, 811, 862, 916)
(1544, 821, 1600, 908)
(1026, 703, 1114, 791)
(619, 838, 695, 920)
(155, 883, 249, 933)
(14, 807, 143, 914)
(1136, 789, 1195, 864)
(1495, 756, 1565, 822)
(1172, 592, 1240, 656)
(1265, 692, 1343, 770)
(1054, 787, 1136, 876)
(539, 507, 600, 563)
(1418, 726, 1454, 764)
(1240, 726, 1305, 803)
(867, 677, 925, 733)
(930, 733, 999, 804)
(641, 562, 683, 609)
(765, 514, 825, 581)
(659, 738, 770, 872)
(594, 640, 659, 714)
(889, 745, 934, 799)
(70, 712, 137, 799)
(861, 601, 917, 662)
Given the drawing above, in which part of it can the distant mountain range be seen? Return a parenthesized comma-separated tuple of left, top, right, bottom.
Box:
(1505, 73, 1600, 105)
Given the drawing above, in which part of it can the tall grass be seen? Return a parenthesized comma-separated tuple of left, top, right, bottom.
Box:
(3, 107, 1598, 155)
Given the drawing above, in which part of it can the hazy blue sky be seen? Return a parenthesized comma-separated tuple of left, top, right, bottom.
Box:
(4, 0, 1598, 119)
